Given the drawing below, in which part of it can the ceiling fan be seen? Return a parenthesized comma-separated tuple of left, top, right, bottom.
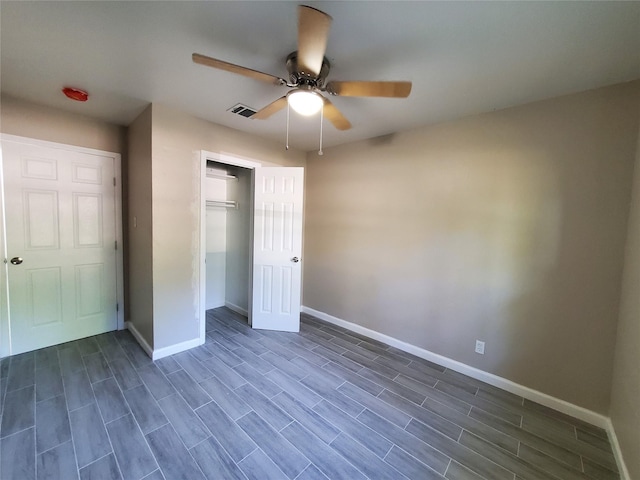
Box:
(192, 5, 412, 131)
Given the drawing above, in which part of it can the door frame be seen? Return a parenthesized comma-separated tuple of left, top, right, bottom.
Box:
(0, 134, 125, 357)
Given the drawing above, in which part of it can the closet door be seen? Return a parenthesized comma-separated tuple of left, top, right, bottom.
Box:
(251, 167, 303, 332)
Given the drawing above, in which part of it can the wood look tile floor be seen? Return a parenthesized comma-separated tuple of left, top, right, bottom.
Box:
(0, 307, 620, 480)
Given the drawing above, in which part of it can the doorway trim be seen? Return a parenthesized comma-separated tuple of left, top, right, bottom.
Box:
(0, 133, 125, 357)
(199, 150, 261, 342)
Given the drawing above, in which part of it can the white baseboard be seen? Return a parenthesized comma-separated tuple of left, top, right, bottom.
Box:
(125, 321, 153, 357)
(225, 302, 248, 317)
(301, 306, 609, 429)
(151, 337, 204, 361)
(605, 419, 631, 480)
(126, 321, 203, 361)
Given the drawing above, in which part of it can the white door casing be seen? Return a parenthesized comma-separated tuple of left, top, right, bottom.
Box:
(1, 136, 123, 355)
(251, 167, 304, 332)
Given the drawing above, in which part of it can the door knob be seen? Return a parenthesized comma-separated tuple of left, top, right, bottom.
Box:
(291, 257, 300, 263)
(10, 257, 23, 265)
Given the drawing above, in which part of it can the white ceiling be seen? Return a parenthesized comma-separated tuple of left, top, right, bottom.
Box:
(2, 1, 639, 152)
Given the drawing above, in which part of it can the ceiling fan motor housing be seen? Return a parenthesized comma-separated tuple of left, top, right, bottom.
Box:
(286, 52, 330, 88)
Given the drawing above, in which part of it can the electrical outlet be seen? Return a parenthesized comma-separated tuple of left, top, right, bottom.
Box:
(475, 340, 485, 355)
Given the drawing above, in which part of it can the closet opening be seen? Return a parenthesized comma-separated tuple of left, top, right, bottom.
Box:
(199, 149, 304, 339)
(204, 160, 253, 326)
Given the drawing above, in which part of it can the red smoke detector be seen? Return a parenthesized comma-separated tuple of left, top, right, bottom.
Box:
(62, 87, 89, 102)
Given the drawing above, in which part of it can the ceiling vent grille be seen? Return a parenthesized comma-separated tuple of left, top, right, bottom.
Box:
(227, 103, 257, 118)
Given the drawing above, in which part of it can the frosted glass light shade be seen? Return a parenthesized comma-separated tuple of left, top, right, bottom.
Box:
(288, 90, 323, 116)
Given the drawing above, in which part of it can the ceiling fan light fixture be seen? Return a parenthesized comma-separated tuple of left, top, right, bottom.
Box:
(287, 89, 323, 116)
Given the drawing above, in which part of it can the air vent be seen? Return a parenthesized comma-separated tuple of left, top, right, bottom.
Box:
(227, 103, 257, 118)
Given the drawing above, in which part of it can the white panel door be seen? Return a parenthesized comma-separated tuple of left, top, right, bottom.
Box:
(3, 139, 118, 354)
(252, 167, 304, 332)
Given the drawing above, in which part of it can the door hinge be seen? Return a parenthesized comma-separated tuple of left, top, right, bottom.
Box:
(116, 303, 119, 312)
(115, 240, 118, 250)
(113, 177, 116, 187)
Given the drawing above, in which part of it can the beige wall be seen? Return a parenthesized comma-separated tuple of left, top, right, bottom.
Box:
(1, 94, 126, 153)
(304, 81, 640, 413)
(610, 107, 640, 478)
(127, 106, 154, 346)
(148, 104, 306, 350)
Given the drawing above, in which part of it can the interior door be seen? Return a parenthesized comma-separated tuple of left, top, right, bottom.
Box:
(251, 167, 304, 332)
(2, 138, 118, 355)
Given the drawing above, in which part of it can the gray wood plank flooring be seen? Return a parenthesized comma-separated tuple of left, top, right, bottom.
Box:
(0, 307, 620, 480)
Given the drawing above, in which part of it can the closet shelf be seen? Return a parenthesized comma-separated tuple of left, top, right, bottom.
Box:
(206, 200, 237, 209)
(206, 172, 238, 181)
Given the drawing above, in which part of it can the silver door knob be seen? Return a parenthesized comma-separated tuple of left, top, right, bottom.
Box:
(10, 257, 23, 265)
(291, 257, 300, 263)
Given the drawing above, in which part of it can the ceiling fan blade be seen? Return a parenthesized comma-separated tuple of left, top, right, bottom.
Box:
(297, 6, 332, 77)
(252, 96, 288, 120)
(322, 97, 351, 130)
(192, 53, 285, 86)
(326, 81, 412, 98)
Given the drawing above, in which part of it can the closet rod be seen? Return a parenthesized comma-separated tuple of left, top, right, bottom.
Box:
(206, 172, 238, 181)
(206, 200, 237, 209)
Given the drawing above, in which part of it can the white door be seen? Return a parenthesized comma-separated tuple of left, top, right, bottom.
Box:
(2, 139, 118, 355)
(251, 167, 304, 332)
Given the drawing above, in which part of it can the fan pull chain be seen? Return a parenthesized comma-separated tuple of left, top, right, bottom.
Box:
(318, 104, 324, 156)
(285, 101, 290, 150)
